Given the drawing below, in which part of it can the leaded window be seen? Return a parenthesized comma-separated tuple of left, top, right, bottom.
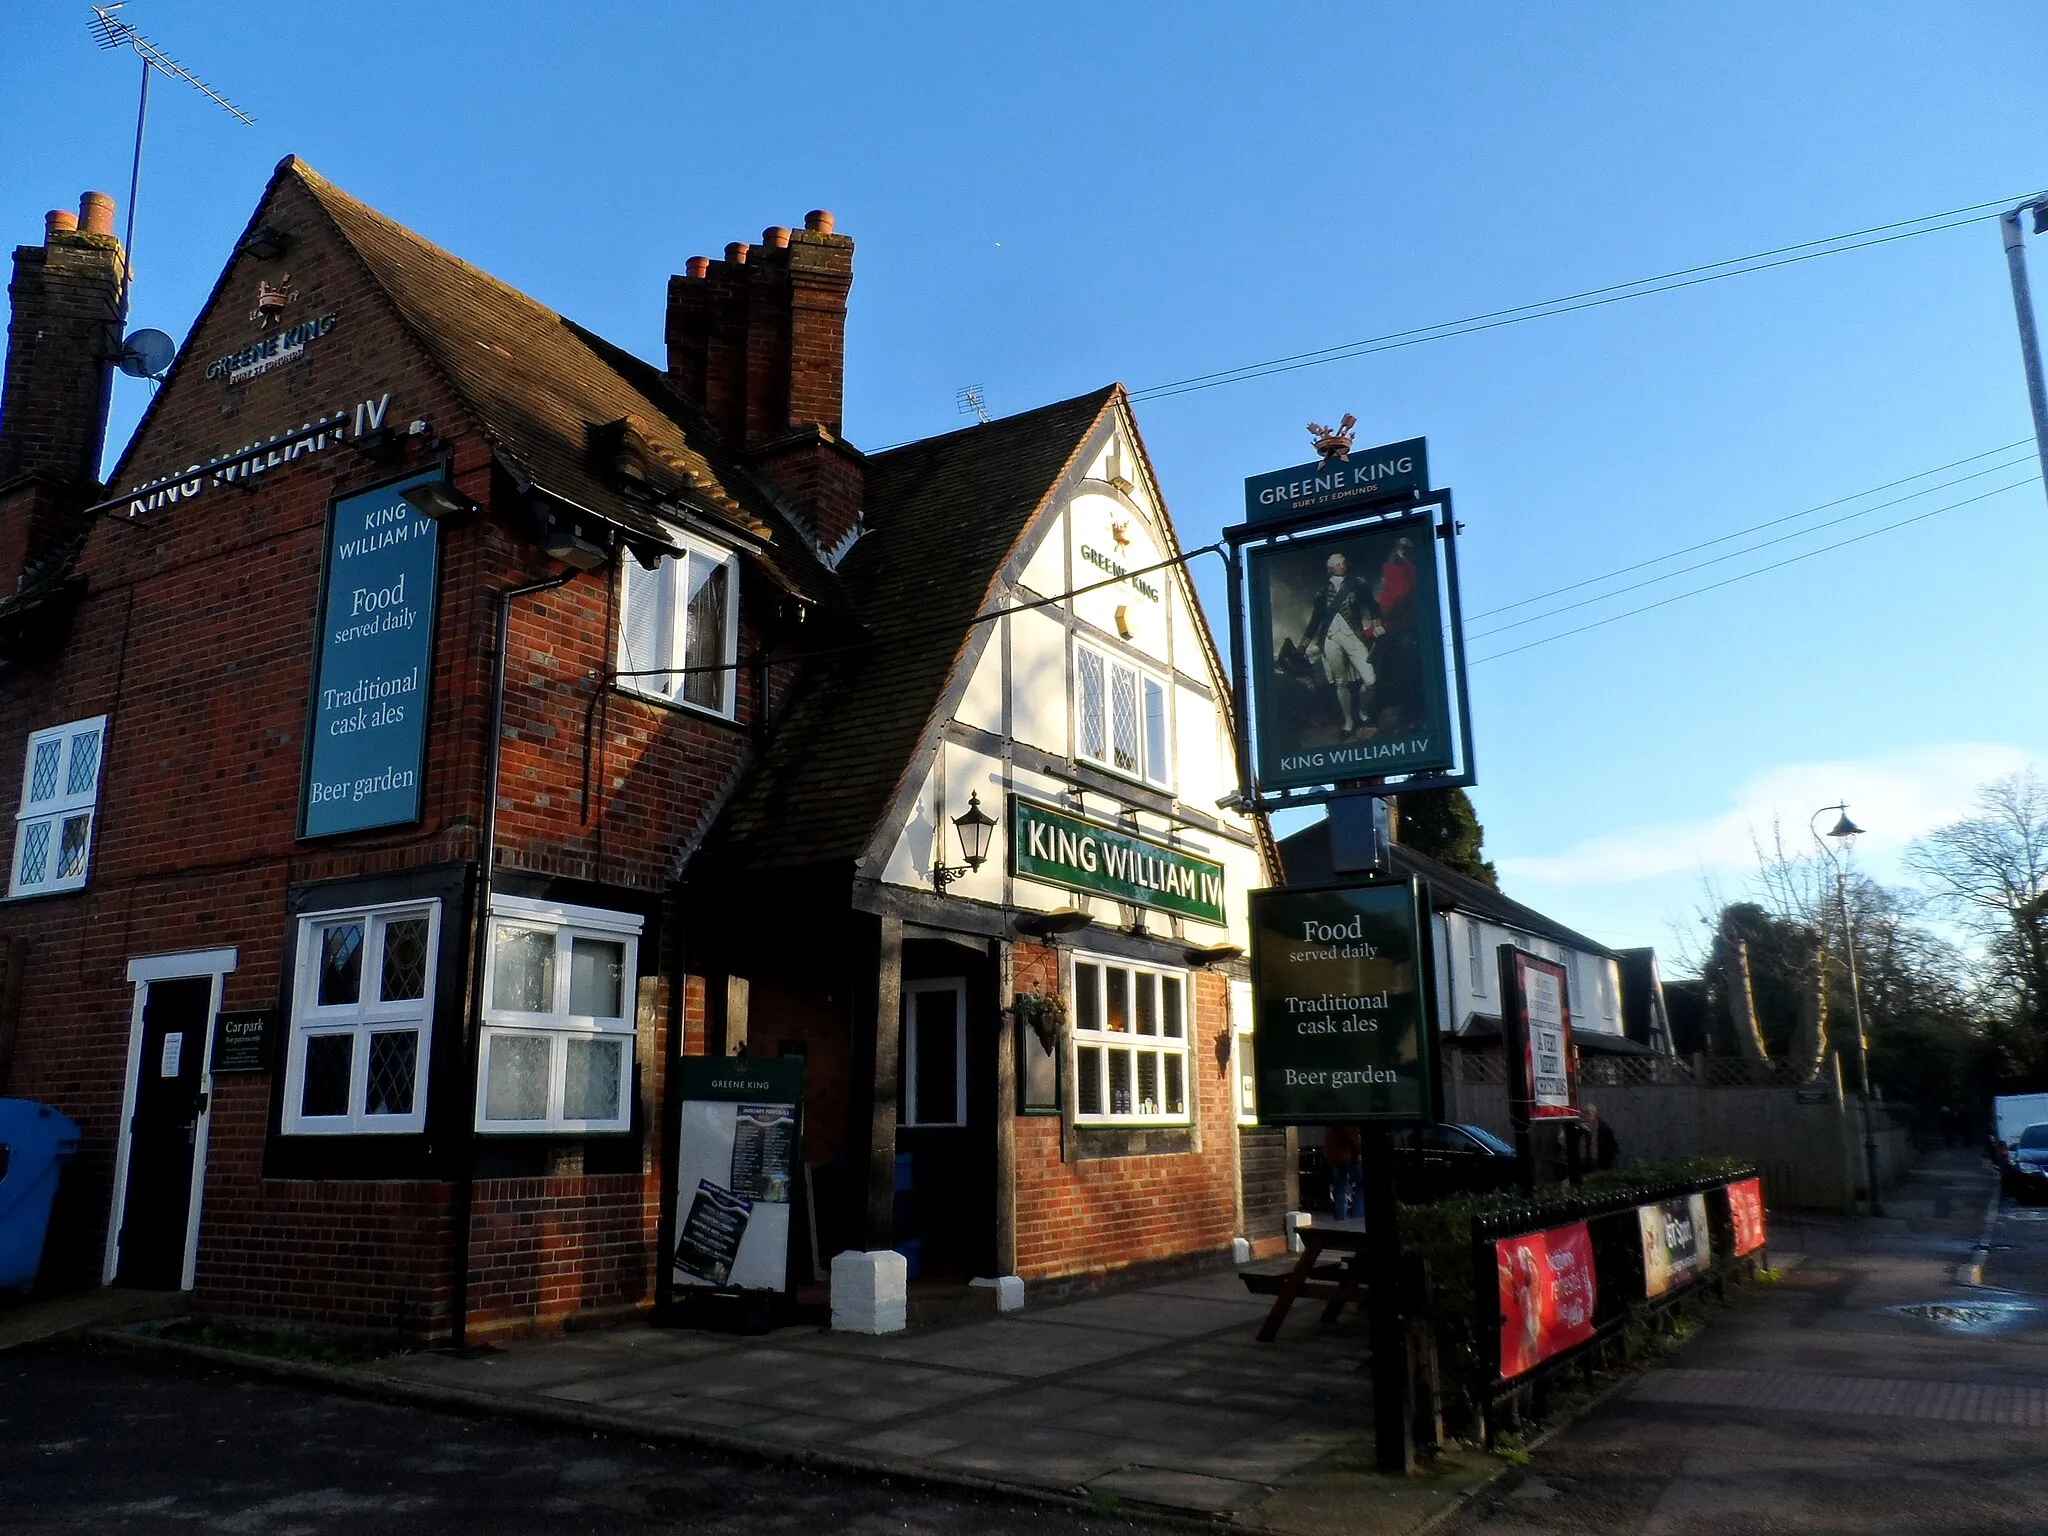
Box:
(282, 901, 440, 1135)
(10, 716, 107, 897)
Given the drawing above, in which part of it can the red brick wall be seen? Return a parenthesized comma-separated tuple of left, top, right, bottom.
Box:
(1010, 942, 1240, 1282)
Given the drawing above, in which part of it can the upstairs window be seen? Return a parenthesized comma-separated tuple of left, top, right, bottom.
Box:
(10, 716, 107, 898)
(617, 536, 739, 718)
(1075, 643, 1170, 789)
(1467, 920, 1488, 996)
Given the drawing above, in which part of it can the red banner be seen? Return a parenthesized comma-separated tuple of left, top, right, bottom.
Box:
(1496, 1220, 1597, 1381)
(1728, 1176, 1767, 1257)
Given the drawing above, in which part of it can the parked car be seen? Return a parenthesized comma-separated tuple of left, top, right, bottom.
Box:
(1394, 1122, 1521, 1203)
(2002, 1123, 2048, 1203)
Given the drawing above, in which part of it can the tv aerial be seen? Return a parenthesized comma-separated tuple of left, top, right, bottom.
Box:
(89, 4, 253, 319)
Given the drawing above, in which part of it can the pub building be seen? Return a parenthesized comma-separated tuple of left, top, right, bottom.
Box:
(0, 160, 1273, 1340)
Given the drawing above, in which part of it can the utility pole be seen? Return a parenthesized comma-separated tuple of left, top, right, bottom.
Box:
(2000, 198, 2048, 507)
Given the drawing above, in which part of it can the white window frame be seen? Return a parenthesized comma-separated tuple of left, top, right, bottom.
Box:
(1073, 641, 1172, 791)
(282, 899, 441, 1136)
(1467, 919, 1488, 997)
(475, 894, 643, 1135)
(10, 714, 108, 897)
(1070, 951, 1193, 1126)
(900, 978, 968, 1128)
(1231, 978, 1257, 1126)
(615, 533, 741, 719)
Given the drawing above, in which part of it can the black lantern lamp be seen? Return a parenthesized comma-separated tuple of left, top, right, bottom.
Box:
(931, 792, 997, 894)
(1825, 809, 1864, 844)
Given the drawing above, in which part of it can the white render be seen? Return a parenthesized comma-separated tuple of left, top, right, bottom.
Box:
(873, 409, 1265, 948)
(1433, 909, 1624, 1039)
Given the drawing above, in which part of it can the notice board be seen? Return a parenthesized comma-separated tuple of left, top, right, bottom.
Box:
(672, 1056, 803, 1293)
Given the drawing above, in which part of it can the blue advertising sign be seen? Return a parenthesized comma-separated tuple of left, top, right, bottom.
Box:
(301, 471, 442, 837)
(1244, 437, 1428, 523)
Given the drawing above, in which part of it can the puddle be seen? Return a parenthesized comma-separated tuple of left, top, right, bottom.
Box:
(1892, 1298, 2044, 1335)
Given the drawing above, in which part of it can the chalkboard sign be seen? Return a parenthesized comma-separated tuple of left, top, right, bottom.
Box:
(301, 470, 444, 838)
(211, 1010, 276, 1074)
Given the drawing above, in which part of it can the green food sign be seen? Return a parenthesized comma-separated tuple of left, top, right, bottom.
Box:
(1248, 878, 1436, 1123)
(1010, 796, 1226, 925)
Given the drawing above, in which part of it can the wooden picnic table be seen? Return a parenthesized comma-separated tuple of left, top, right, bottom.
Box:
(1242, 1216, 1371, 1342)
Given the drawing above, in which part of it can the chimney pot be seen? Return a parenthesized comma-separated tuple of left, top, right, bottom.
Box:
(725, 241, 750, 265)
(804, 210, 835, 234)
(762, 226, 791, 249)
(77, 191, 117, 237)
(45, 210, 78, 241)
(685, 256, 711, 279)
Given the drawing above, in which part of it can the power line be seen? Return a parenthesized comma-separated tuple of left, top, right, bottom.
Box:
(1129, 194, 2032, 403)
(1463, 439, 2036, 623)
(1468, 478, 2037, 665)
(1467, 452, 2038, 641)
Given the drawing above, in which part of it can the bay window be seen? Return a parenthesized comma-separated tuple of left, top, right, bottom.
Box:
(1071, 953, 1191, 1125)
(10, 715, 107, 897)
(617, 535, 739, 717)
(1074, 643, 1170, 789)
(283, 900, 440, 1135)
(476, 895, 642, 1134)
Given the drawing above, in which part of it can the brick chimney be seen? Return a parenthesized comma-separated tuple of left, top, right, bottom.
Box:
(0, 193, 126, 587)
(666, 210, 862, 557)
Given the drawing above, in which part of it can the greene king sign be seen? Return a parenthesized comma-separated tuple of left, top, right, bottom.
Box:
(1010, 796, 1226, 924)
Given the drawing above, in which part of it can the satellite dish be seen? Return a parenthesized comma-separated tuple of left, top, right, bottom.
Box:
(118, 328, 175, 379)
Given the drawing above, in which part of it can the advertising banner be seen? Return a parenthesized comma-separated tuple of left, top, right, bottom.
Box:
(1502, 948, 1577, 1124)
(1245, 513, 1455, 793)
(672, 1056, 804, 1293)
(1010, 796, 1226, 924)
(1496, 1220, 1598, 1381)
(1728, 1176, 1767, 1258)
(1243, 438, 1428, 523)
(1248, 878, 1435, 1123)
(301, 470, 443, 837)
(1639, 1192, 1712, 1297)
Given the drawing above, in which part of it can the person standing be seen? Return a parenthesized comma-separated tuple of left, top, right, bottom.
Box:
(1324, 1124, 1364, 1220)
(1302, 552, 1384, 738)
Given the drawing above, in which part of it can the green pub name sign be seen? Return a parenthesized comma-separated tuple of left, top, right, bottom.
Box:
(1010, 796, 1226, 925)
(1249, 879, 1436, 1123)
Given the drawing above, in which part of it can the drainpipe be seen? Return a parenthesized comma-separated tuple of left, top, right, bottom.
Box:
(449, 568, 579, 1352)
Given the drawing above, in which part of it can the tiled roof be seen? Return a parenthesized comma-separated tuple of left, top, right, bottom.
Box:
(700, 386, 1120, 869)
(1276, 820, 1620, 959)
(285, 160, 838, 604)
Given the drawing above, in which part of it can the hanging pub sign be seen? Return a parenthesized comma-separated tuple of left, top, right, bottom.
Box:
(1501, 947, 1578, 1127)
(1010, 795, 1226, 925)
(672, 1056, 804, 1293)
(1224, 424, 1474, 814)
(300, 470, 443, 838)
(1247, 877, 1437, 1124)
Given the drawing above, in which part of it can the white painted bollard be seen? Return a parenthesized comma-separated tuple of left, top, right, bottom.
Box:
(970, 1274, 1028, 1312)
(831, 1249, 908, 1334)
(1231, 1237, 1253, 1265)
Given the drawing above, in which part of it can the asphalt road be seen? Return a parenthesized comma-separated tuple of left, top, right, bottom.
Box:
(0, 1342, 1171, 1535)
(1444, 1149, 2048, 1536)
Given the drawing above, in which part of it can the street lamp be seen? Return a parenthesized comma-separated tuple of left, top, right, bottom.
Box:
(931, 792, 997, 894)
(1811, 801, 1884, 1218)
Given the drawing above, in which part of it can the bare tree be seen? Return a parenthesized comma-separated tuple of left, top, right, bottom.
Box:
(1906, 771, 2048, 1030)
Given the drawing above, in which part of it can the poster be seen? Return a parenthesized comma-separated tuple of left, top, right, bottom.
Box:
(672, 1058, 803, 1293)
(1728, 1177, 1767, 1258)
(301, 470, 443, 837)
(1496, 1220, 1598, 1380)
(1244, 512, 1455, 792)
(1640, 1193, 1712, 1297)
(1247, 878, 1434, 1124)
(1503, 949, 1578, 1123)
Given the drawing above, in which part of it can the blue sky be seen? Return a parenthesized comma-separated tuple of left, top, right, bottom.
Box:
(4, 3, 2045, 966)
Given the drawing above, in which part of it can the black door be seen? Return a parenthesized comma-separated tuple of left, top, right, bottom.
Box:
(116, 976, 213, 1289)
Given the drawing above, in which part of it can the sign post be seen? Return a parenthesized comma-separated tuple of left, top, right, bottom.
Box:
(1500, 948, 1578, 1193)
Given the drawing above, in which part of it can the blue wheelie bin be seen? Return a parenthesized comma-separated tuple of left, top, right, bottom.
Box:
(0, 1100, 81, 1290)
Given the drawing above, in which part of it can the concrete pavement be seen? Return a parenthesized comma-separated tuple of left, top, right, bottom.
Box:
(1445, 1148, 2048, 1535)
